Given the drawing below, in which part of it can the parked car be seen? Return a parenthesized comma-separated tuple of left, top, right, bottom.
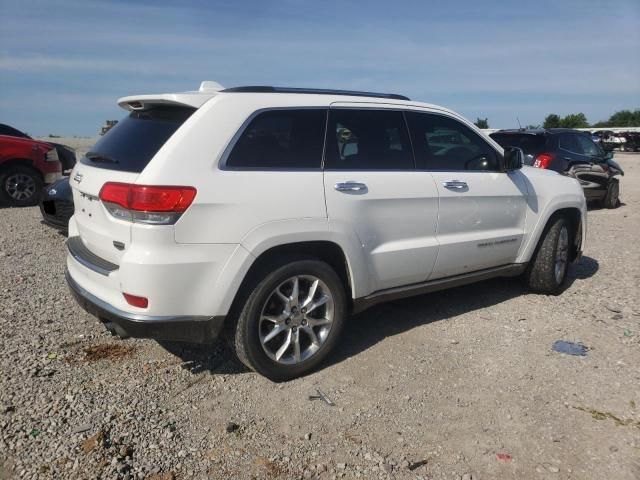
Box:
(66, 83, 586, 381)
(39, 177, 74, 230)
(490, 128, 624, 208)
(0, 123, 77, 174)
(618, 131, 640, 152)
(0, 135, 62, 206)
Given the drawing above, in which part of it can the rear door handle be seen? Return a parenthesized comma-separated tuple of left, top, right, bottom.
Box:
(334, 181, 367, 192)
(443, 180, 468, 190)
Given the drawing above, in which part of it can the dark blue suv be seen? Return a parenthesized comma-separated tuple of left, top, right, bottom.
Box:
(490, 128, 624, 208)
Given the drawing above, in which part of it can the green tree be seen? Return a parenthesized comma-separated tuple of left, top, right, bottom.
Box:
(474, 117, 489, 129)
(560, 113, 589, 128)
(607, 109, 640, 127)
(543, 114, 561, 128)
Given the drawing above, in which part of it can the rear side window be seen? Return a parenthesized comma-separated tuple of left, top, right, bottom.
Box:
(576, 134, 601, 156)
(325, 109, 413, 170)
(406, 112, 498, 171)
(559, 134, 583, 154)
(225, 109, 326, 169)
(81, 107, 195, 172)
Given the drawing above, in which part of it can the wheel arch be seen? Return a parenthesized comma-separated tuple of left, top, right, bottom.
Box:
(226, 240, 356, 322)
(526, 207, 583, 264)
(0, 159, 41, 176)
(552, 208, 582, 261)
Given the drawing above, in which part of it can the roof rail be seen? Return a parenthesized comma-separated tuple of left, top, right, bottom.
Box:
(221, 86, 410, 101)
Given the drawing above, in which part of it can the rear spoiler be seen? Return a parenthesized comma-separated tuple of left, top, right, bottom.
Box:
(117, 81, 225, 112)
(117, 93, 213, 111)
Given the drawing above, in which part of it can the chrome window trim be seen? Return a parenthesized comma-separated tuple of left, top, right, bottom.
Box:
(217, 105, 504, 173)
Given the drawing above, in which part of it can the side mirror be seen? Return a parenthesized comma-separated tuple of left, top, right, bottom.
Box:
(503, 146, 524, 171)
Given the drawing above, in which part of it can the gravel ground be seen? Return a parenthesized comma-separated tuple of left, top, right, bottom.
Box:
(1, 154, 639, 480)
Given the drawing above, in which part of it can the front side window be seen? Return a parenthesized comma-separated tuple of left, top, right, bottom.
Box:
(406, 111, 499, 171)
(226, 109, 326, 169)
(324, 109, 414, 170)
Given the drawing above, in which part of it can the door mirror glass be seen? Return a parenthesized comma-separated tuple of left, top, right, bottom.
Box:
(503, 146, 524, 171)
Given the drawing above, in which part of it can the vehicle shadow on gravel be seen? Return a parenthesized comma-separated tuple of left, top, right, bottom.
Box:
(566, 255, 599, 282)
(587, 201, 626, 211)
(157, 340, 250, 375)
(325, 255, 599, 369)
(158, 256, 598, 378)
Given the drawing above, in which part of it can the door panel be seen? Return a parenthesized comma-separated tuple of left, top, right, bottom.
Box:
(404, 110, 527, 278)
(323, 107, 439, 293)
(429, 171, 527, 278)
(324, 171, 439, 291)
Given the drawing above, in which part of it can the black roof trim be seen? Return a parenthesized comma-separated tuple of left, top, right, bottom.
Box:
(221, 86, 410, 101)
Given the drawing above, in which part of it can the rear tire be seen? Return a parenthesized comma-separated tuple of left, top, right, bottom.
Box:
(525, 216, 571, 295)
(233, 259, 347, 382)
(603, 179, 619, 209)
(0, 165, 43, 207)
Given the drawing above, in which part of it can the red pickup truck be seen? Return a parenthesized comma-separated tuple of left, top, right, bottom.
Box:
(0, 135, 62, 206)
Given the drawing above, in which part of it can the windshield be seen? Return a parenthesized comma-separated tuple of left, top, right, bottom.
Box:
(81, 106, 195, 173)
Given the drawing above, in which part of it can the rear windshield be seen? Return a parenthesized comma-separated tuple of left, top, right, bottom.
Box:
(490, 133, 547, 153)
(81, 106, 195, 172)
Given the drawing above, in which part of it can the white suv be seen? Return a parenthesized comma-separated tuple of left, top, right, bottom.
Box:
(66, 82, 586, 381)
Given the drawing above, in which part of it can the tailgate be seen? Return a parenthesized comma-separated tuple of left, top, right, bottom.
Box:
(69, 105, 196, 265)
(70, 164, 138, 265)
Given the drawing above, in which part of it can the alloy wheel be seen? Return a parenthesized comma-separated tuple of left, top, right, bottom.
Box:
(5, 174, 36, 201)
(259, 275, 334, 365)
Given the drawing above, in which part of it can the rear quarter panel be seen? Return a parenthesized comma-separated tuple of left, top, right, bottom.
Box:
(135, 94, 368, 311)
(0, 135, 58, 175)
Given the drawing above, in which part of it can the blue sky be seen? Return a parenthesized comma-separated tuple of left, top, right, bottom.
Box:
(1, 0, 639, 136)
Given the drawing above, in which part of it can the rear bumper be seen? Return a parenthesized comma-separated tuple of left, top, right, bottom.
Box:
(65, 268, 225, 344)
(40, 200, 73, 230)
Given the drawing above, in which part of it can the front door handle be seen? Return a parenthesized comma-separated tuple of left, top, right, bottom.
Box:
(443, 180, 468, 190)
(335, 181, 367, 193)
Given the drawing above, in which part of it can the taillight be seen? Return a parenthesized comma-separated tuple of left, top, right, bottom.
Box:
(45, 147, 60, 162)
(99, 182, 196, 225)
(123, 292, 148, 308)
(533, 153, 554, 169)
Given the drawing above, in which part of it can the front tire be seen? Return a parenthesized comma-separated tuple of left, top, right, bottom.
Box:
(233, 259, 347, 381)
(0, 165, 43, 206)
(603, 179, 619, 209)
(525, 216, 571, 295)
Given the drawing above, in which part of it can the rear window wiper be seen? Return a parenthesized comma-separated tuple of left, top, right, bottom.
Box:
(86, 151, 119, 164)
